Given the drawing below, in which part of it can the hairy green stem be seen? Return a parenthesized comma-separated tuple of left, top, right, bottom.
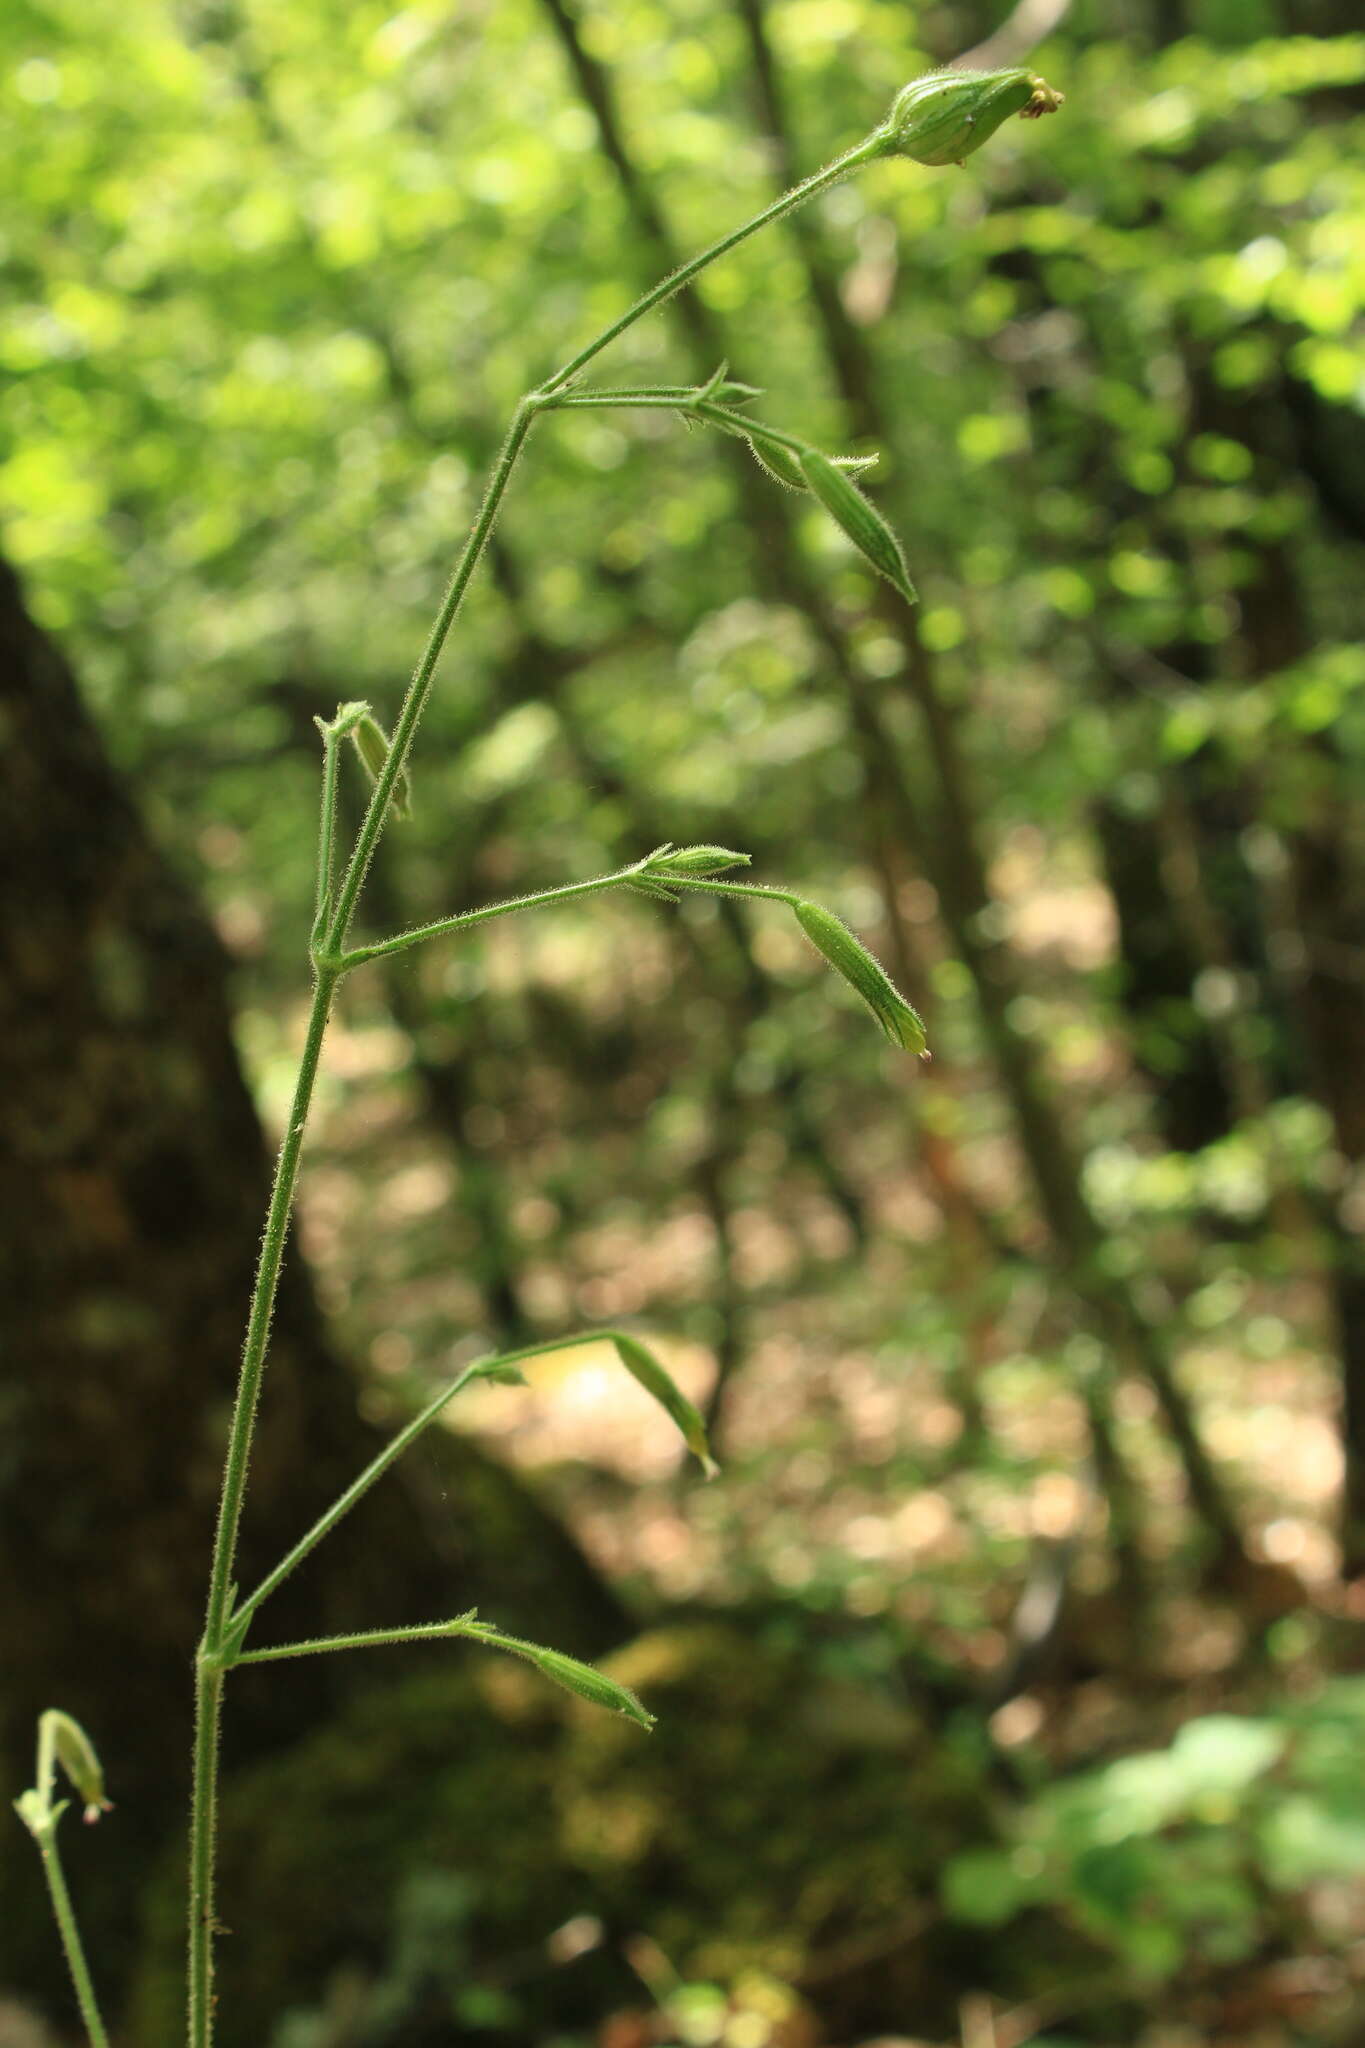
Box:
(187, 113, 897, 2046)
(667, 876, 801, 907)
(323, 401, 538, 957)
(29, 1824, 109, 2048)
(227, 1365, 482, 1637)
(233, 1617, 483, 1666)
(540, 134, 883, 395)
(188, 964, 337, 2046)
(341, 861, 648, 969)
(229, 1328, 654, 1634)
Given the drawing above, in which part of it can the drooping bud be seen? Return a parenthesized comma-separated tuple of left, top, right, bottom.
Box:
(612, 1333, 718, 1478)
(44, 1710, 112, 1825)
(878, 67, 1064, 168)
(350, 713, 412, 820)
(480, 1627, 655, 1729)
(793, 900, 928, 1054)
(798, 449, 919, 606)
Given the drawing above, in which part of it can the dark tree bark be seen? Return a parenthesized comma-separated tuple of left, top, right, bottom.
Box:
(0, 557, 627, 2030)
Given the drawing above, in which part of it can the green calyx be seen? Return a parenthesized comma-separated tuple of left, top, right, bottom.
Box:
(875, 67, 1064, 168)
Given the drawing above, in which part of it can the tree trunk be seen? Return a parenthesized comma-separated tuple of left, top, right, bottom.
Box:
(0, 557, 627, 2030)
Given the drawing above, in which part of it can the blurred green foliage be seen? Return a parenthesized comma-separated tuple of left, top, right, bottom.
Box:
(946, 1678, 1365, 1990)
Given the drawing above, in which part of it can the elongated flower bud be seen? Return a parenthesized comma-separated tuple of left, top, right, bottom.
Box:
(749, 439, 809, 491)
(44, 1710, 112, 1824)
(613, 1333, 718, 1477)
(647, 845, 751, 878)
(481, 1627, 655, 1729)
(878, 67, 1064, 167)
(350, 713, 412, 820)
(798, 449, 918, 606)
(794, 900, 928, 1054)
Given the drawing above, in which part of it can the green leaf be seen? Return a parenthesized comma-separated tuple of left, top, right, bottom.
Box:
(1260, 1793, 1365, 1887)
(942, 1847, 1033, 1926)
(797, 448, 918, 605)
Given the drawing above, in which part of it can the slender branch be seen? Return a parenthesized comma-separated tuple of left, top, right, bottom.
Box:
(666, 876, 801, 908)
(187, 100, 918, 2044)
(188, 962, 338, 2045)
(228, 1365, 482, 1634)
(200, 967, 339, 1658)
(543, 389, 809, 457)
(319, 120, 868, 966)
(28, 1825, 109, 2048)
(539, 135, 885, 397)
(323, 400, 538, 955)
(233, 1615, 482, 1667)
(338, 856, 802, 974)
(186, 1661, 221, 2048)
(229, 1329, 655, 1634)
(340, 863, 648, 971)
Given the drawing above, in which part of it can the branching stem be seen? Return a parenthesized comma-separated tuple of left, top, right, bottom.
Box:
(339, 861, 652, 970)
(187, 112, 895, 2048)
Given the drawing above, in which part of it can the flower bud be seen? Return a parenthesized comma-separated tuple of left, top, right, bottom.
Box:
(613, 1334, 718, 1477)
(749, 439, 809, 491)
(44, 1710, 112, 1824)
(482, 1627, 655, 1729)
(350, 713, 412, 820)
(798, 449, 918, 606)
(879, 67, 1063, 167)
(793, 900, 928, 1054)
(648, 846, 751, 878)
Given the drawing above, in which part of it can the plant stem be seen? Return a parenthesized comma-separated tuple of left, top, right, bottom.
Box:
(30, 1824, 109, 2048)
(230, 1328, 654, 1632)
(188, 962, 338, 2047)
(322, 400, 538, 957)
(539, 135, 884, 396)
(667, 876, 801, 908)
(544, 390, 810, 462)
(232, 1616, 483, 1665)
(341, 862, 648, 969)
(228, 1364, 483, 1634)
(187, 113, 901, 2044)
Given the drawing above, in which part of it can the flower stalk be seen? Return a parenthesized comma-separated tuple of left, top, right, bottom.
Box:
(169, 63, 1060, 2046)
